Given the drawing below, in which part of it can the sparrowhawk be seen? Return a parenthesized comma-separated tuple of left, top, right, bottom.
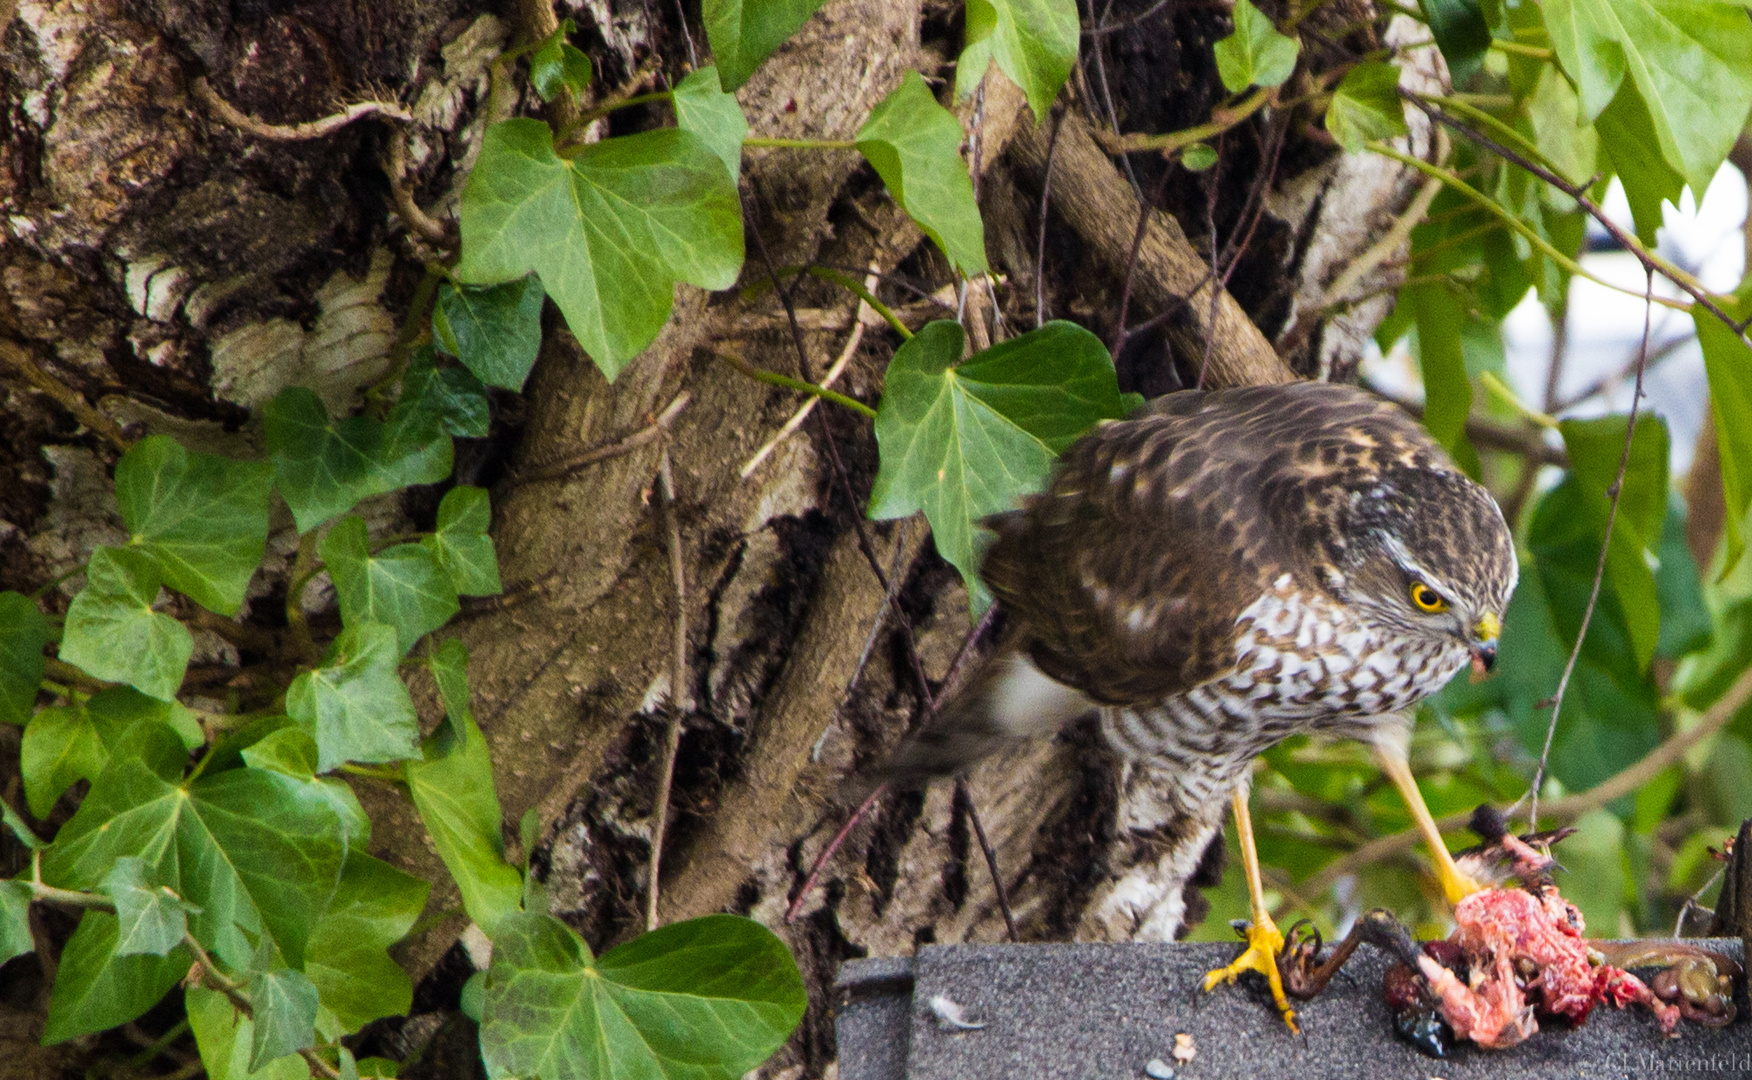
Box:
(876, 380, 1518, 1031)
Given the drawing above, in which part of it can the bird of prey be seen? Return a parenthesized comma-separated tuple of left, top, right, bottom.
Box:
(875, 380, 1517, 1031)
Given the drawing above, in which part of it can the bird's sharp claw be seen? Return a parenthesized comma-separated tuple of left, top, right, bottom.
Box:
(1202, 918, 1299, 1034)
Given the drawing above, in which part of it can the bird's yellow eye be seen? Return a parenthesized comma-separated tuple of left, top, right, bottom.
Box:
(1409, 582, 1448, 613)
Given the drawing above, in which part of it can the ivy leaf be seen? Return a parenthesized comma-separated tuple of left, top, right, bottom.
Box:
(114, 436, 273, 616)
(247, 966, 319, 1071)
(0, 880, 32, 968)
(44, 910, 191, 1043)
(406, 640, 523, 935)
(858, 73, 988, 277)
(1406, 282, 1473, 456)
(320, 517, 460, 654)
(264, 387, 452, 534)
(531, 38, 593, 103)
(432, 277, 546, 393)
(457, 120, 744, 379)
(1418, 0, 1490, 84)
(304, 852, 428, 1033)
(423, 486, 503, 597)
(673, 66, 748, 182)
(1213, 0, 1300, 93)
(702, 0, 827, 90)
(955, 0, 1079, 120)
(42, 722, 348, 972)
(0, 591, 48, 725)
(1527, 65, 1600, 192)
(286, 623, 422, 773)
(479, 913, 806, 1080)
(188, 985, 308, 1080)
(22, 687, 201, 818)
(403, 348, 491, 438)
(869, 320, 1132, 608)
(1695, 309, 1752, 574)
(101, 856, 201, 958)
(60, 546, 194, 702)
(1542, 0, 1752, 199)
(1324, 61, 1408, 152)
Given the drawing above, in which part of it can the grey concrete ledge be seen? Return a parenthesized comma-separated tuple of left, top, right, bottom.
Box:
(835, 939, 1748, 1080)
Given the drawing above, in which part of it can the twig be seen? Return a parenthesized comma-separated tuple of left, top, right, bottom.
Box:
(743, 268, 879, 477)
(1083, 0, 1140, 194)
(647, 447, 688, 932)
(1113, 166, 1178, 354)
(957, 777, 1019, 942)
(192, 77, 411, 140)
(785, 782, 887, 922)
(510, 392, 690, 484)
(673, 0, 698, 67)
(1549, 331, 1692, 415)
(1404, 95, 1749, 337)
(1543, 294, 1569, 414)
(1098, 87, 1273, 156)
(1196, 140, 1223, 388)
(1319, 170, 1444, 314)
(0, 339, 132, 450)
(1283, 662, 1752, 913)
(717, 351, 878, 419)
(1515, 266, 1654, 830)
(385, 128, 451, 245)
(1083, 0, 1174, 35)
(1036, 105, 1064, 328)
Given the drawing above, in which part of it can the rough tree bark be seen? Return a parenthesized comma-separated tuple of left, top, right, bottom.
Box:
(0, 0, 1436, 1075)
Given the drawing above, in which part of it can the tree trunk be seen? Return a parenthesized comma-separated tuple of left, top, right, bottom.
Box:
(0, 0, 1434, 1074)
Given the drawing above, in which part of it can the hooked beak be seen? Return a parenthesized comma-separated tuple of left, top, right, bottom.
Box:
(1469, 612, 1501, 680)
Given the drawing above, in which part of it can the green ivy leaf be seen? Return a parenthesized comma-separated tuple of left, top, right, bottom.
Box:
(955, 0, 1078, 120)
(403, 348, 491, 438)
(1406, 282, 1472, 456)
(673, 66, 748, 182)
(432, 277, 546, 393)
(1695, 309, 1752, 574)
(423, 487, 503, 597)
(457, 121, 744, 379)
(479, 913, 806, 1080)
(531, 38, 593, 103)
(101, 856, 201, 958)
(264, 387, 452, 535)
(857, 73, 988, 277)
(286, 623, 422, 773)
(1653, 498, 1710, 659)
(1526, 63, 1599, 191)
(44, 910, 191, 1043)
(1325, 61, 1408, 152)
(247, 966, 319, 1070)
(406, 640, 523, 935)
(703, 0, 827, 90)
(1418, 0, 1490, 84)
(114, 436, 273, 616)
(1180, 143, 1219, 171)
(60, 546, 193, 702)
(320, 517, 460, 654)
(42, 722, 348, 972)
(869, 320, 1132, 608)
(188, 985, 308, 1080)
(1213, 0, 1300, 93)
(0, 880, 32, 968)
(22, 687, 201, 817)
(1542, 0, 1752, 200)
(304, 852, 428, 1033)
(0, 591, 47, 725)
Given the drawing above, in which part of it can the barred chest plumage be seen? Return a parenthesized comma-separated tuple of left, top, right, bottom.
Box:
(1101, 575, 1469, 782)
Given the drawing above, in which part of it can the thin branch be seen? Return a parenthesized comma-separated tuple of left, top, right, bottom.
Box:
(385, 128, 451, 245)
(786, 782, 887, 922)
(1083, 0, 1140, 194)
(1196, 142, 1223, 388)
(0, 339, 132, 450)
(510, 392, 690, 484)
(647, 447, 688, 932)
(1549, 331, 1693, 415)
(1098, 87, 1274, 155)
(717, 351, 878, 419)
(1035, 106, 1065, 329)
(1113, 165, 1178, 353)
(1515, 267, 1655, 829)
(1284, 661, 1752, 913)
(957, 777, 1019, 942)
(192, 77, 411, 140)
(1082, 0, 1174, 35)
(1404, 95, 1749, 338)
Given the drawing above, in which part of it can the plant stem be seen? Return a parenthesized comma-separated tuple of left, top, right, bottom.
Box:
(286, 531, 321, 665)
(339, 763, 406, 784)
(1099, 86, 1271, 154)
(797, 266, 912, 338)
(1479, 371, 1559, 430)
(716, 352, 879, 419)
(1490, 39, 1552, 59)
(743, 136, 858, 149)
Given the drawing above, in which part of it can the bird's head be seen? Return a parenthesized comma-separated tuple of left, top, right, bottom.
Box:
(1325, 466, 1518, 673)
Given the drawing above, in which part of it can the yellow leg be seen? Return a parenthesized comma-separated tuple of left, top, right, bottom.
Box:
(1201, 787, 1298, 1033)
(1376, 748, 1482, 905)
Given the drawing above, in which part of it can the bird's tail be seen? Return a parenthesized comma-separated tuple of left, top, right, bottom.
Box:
(847, 646, 1094, 800)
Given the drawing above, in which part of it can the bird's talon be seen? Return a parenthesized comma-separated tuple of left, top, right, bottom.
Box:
(1202, 917, 1299, 1034)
